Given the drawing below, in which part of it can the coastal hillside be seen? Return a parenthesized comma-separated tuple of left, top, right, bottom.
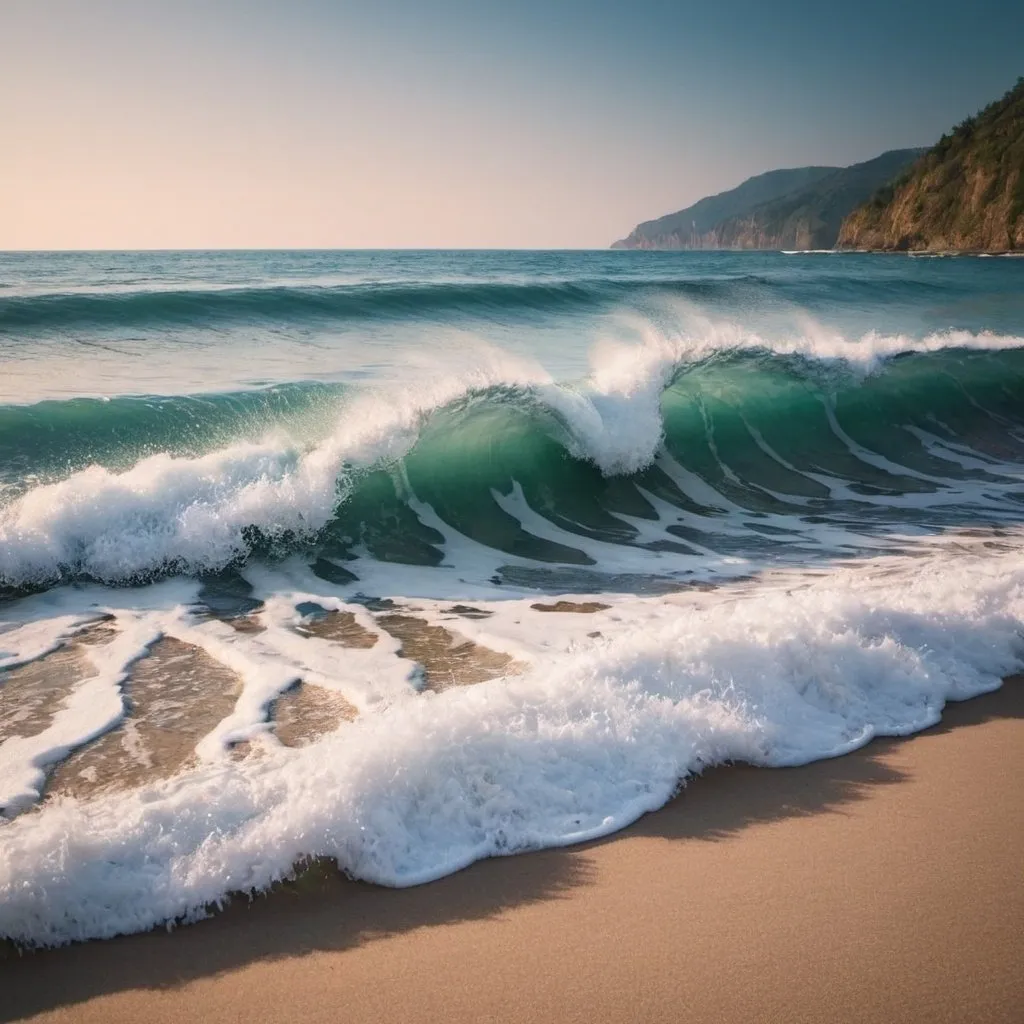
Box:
(612, 150, 922, 250)
(838, 79, 1024, 251)
(611, 166, 838, 249)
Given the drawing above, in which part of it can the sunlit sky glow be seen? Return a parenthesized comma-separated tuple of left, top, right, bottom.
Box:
(3, 0, 1021, 249)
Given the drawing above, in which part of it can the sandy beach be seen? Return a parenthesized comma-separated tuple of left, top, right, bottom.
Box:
(2, 677, 1020, 1024)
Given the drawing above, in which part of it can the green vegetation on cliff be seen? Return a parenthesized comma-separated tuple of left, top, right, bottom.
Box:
(838, 79, 1024, 252)
(612, 150, 922, 251)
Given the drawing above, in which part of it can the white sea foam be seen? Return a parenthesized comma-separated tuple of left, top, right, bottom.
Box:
(1, 539, 1022, 946)
(625, 306, 1024, 373)
(0, 615, 94, 671)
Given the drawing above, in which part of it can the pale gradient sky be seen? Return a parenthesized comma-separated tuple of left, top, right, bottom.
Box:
(2, 0, 1021, 249)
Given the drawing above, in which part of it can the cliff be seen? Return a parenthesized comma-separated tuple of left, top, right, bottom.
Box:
(612, 150, 922, 251)
(611, 166, 838, 249)
(838, 79, 1024, 252)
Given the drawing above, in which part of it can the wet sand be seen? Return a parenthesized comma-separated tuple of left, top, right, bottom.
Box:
(2, 678, 1021, 1024)
(376, 613, 518, 690)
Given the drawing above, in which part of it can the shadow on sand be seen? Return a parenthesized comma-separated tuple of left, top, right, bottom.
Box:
(1, 679, 1021, 1023)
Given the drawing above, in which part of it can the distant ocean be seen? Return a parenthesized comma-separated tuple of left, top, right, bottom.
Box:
(2, 249, 1024, 946)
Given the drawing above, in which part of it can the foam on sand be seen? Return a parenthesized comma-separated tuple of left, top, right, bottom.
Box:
(1, 539, 1022, 947)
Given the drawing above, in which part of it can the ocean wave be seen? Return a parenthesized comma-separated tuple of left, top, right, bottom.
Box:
(1, 329, 1023, 589)
(5, 249, 1024, 953)
(10, 270, 937, 334)
(2, 267, 995, 336)
(0, 276, 758, 333)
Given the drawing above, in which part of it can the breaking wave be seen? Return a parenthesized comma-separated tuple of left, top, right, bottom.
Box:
(2, 327, 1023, 588)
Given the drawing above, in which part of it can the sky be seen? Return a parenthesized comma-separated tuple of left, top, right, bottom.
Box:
(2, 0, 1022, 250)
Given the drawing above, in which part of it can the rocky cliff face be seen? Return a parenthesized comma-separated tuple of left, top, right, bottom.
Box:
(613, 151, 921, 251)
(838, 80, 1024, 252)
(611, 166, 838, 250)
(707, 150, 924, 250)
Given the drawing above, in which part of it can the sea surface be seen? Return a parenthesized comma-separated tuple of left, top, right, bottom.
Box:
(2, 249, 1024, 946)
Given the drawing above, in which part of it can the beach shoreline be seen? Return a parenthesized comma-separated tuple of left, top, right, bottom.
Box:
(3, 676, 1021, 1024)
